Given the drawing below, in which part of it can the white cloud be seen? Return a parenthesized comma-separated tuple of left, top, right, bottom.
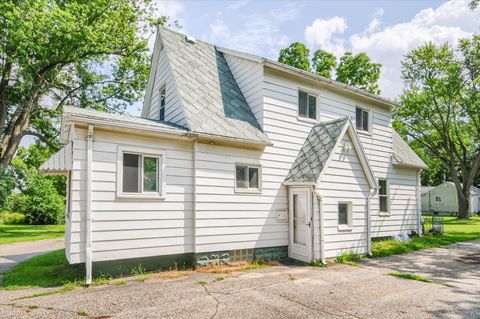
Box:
(366, 8, 384, 33)
(208, 4, 298, 57)
(155, 0, 184, 19)
(304, 17, 348, 56)
(227, 0, 250, 11)
(304, 0, 478, 98)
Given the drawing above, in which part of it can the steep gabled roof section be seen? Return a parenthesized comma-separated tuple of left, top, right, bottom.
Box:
(159, 28, 270, 144)
(285, 117, 377, 189)
(392, 131, 427, 170)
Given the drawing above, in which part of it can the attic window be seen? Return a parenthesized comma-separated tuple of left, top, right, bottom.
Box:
(159, 85, 166, 121)
(298, 90, 317, 120)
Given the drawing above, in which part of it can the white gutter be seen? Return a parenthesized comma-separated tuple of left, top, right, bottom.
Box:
(416, 170, 423, 236)
(366, 187, 377, 256)
(85, 124, 94, 285)
(192, 139, 198, 254)
(313, 190, 325, 264)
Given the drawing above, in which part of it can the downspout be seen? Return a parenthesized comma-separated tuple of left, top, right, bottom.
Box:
(416, 170, 423, 236)
(313, 190, 325, 264)
(192, 139, 198, 256)
(367, 187, 377, 256)
(85, 124, 94, 286)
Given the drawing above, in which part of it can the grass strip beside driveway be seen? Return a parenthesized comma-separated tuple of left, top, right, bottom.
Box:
(372, 216, 480, 257)
(0, 224, 64, 245)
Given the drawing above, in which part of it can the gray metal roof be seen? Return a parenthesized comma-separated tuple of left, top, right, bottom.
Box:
(285, 117, 348, 183)
(159, 28, 270, 144)
(392, 131, 427, 170)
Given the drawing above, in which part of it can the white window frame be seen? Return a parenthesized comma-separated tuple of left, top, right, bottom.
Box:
(159, 84, 166, 121)
(116, 145, 166, 199)
(379, 179, 390, 216)
(297, 89, 318, 122)
(355, 106, 371, 134)
(234, 163, 262, 194)
(337, 201, 353, 231)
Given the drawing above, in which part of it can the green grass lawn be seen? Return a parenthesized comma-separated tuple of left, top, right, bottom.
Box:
(372, 216, 480, 257)
(2, 249, 84, 290)
(0, 224, 65, 245)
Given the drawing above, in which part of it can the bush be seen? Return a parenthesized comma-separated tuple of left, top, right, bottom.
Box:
(22, 173, 65, 225)
(2, 212, 25, 225)
(5, 192, 27, 215)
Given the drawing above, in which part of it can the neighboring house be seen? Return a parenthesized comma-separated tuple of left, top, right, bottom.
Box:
(41, 28, 427, 284)
(421, 182, 480, 215)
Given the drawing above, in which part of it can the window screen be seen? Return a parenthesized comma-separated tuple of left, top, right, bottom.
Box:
(356, 107, 369, 131)
(338, 203, 349, 225)
(298, 91, 317, 119)
(379, 179, 388, 213)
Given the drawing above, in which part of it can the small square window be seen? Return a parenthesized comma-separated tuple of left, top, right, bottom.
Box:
(235, 164, 261, 192)
(298, 90, 317, 120)
(435, 196, 441, 202)
(117, 146, 166, 199)
(356, 107, 369, 132)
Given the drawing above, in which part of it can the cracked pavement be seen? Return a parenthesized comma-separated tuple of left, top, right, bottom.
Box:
(1, 239, 480, 319)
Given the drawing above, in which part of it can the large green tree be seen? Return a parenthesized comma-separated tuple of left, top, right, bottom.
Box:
(278, 42, 311, 71)
(335, 52, 381, 94)
(312, 49, 337, 78)
(277, 43, 381, 95)
(0, 0, 167, 170)
(395, 37, 480, 219)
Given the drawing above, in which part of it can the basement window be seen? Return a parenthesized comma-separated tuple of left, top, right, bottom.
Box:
(298, 90, 317, 120)
(235, 164, 261, 193)
(356, 107, 369, 132)
(117, 146, 166, 199)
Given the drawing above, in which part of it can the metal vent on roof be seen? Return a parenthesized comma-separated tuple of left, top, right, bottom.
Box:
(185, 35, 196, 44)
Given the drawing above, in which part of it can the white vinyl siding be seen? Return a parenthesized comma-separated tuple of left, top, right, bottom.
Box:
(317, 134, 370, 257)
(262, 69, 420, 243)
(224, 53, 264, 127)
(67, 127, 193, 264)
(144, 48, 188, 127)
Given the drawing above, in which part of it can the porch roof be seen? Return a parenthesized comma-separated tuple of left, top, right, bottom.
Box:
(39, 142, 72, 175)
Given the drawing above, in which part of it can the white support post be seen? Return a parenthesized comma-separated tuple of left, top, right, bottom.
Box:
(85, 125, 94, 286)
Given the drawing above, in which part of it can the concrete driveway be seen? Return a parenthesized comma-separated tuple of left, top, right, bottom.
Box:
(0, 238, 64, 277)
(0, 239, 479, 319)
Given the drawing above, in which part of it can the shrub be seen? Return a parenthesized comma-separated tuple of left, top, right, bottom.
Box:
(2, 212, 25, 225)
(22, 173, 65, 225)
(5, 193, 27, 215)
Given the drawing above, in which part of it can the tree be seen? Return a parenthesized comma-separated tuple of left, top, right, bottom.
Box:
(395, 38, 480, 219)
(312, 49, 337, 78)
(0, 0, 168, 170)
(336, 52, 381, 94)
(278, 42, 311, 71)
(469, 0, 479, 9)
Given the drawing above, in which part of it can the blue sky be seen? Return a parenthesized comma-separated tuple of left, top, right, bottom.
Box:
(127, 0, 478, 115)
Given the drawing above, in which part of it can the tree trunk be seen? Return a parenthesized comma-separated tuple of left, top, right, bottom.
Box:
(457, 188, 470, 219)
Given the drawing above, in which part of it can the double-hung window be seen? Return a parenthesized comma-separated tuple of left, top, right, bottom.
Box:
(379, 179, 389, 214)
(118, 146, 166, 198)
(159, 85, 166, 121)
(298, 90, 317, 120)
(355, 107, 369, 132)
(235, 164, 261, 192)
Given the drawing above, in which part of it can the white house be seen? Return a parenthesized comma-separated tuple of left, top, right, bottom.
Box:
(421, 182, 480, 215)
(41, 28, 427, 284)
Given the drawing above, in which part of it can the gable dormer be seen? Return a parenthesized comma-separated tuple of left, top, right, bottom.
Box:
(141, 28, 269, 145)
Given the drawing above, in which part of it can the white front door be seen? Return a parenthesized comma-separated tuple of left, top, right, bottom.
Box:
(288, 187, 312, 262)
